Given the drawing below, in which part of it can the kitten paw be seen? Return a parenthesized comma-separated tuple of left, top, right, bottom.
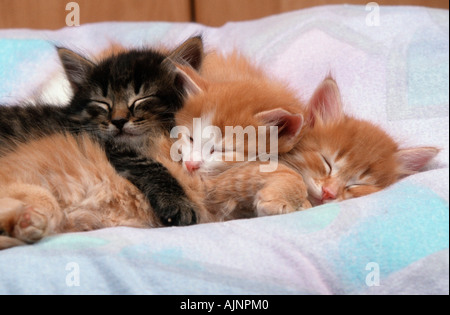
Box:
(255, 189, 312, 217)
(15, 205, 48, 242)
(254, 167, 312, 217)
(155, 197, 198, 226)
(255, 199, 293, 216)
(0, 198, 48, 244)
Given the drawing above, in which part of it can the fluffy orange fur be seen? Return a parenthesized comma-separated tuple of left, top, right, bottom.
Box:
(204, 162, 310, 220)
(1, 48, 437, 250)
(0, 51, 312, 249)
(0, 130, 227, 250)
(175, 51, 307, 167)
(157, 136, 310, 222)
(0, 131, 305, 250)
(0, 134, 159, 249)
(175, 54, 439, 210)
(281, 77, 439, 206)
(173, 51, 312, 218)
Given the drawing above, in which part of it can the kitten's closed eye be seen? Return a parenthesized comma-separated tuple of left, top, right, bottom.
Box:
(90, 100, 111, 113)
(321, 155, 332, 175)
(131, 95, 160, 111)
(345, 183, 363, 189)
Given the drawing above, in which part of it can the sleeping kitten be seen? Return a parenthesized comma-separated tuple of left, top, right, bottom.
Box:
(0, 36, 204, 226)
(171, 53, 438, 216)
(172, 52, 306, 175)
(1, 46, 438, 249)
(0, 134, 158, 249)
(281, 76, 440, 206)
(170, 52, 313, 220)
(0, 37, 203, 150)
(0, 50, 311, 249)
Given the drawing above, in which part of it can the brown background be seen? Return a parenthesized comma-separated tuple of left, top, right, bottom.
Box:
(0, 0, 448, 29)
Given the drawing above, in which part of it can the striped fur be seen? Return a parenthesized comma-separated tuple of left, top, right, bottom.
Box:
(0, 37, 205, 249)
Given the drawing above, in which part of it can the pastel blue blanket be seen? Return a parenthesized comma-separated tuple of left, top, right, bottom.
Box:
(0, 5, 448, 294)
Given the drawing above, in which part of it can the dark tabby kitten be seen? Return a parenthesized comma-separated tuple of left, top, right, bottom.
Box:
(0, 36, 204, 226)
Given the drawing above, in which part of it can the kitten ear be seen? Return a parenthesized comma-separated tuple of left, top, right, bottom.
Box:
(395, 147, 440, 175)
(167, 36, 204, 70)
(174, 64, 206, 96)
(163, 36, 205, 96)
(255, 108, 304, 153)
(57, 48, 95, 91)
(307, 76, 343, 126)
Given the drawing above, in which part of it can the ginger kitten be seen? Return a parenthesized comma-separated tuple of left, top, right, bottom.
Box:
(0, 134, 158, 249)
(172, 53, 438, 215)
(171, 51, 313, 220)
(173, 52, 306, 174)
(0, 51, 311, 249)
(281, 76, 439, 206)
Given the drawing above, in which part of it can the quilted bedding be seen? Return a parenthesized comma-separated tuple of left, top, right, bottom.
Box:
(0, 5, 448, 295)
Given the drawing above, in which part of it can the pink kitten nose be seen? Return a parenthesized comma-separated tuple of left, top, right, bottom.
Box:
(185, 161, 201, 173)
(322, 186, 337, 201)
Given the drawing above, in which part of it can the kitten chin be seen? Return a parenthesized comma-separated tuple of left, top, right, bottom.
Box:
(111, 134, 152, 151)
